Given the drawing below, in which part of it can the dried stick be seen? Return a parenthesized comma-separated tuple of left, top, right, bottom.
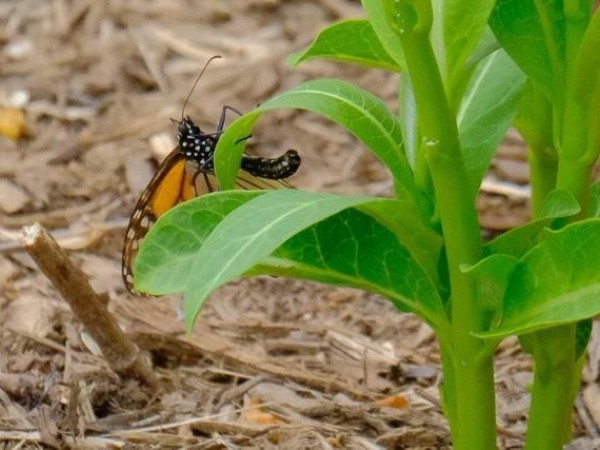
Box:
(22, 223, 160, 390)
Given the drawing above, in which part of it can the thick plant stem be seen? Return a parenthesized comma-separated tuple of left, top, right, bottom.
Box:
(556, 158, 592, 216)
(524, 325, 576, 450)
(523, 25, 595, 440)
(395, 4, 493, 448)
(529, 147, 557, 217)
(523, 166, 591, 448)
(439, 345, 458, 432)
(452, 351, 497, 449)
(524, 159, 586, 450)
(519, 83, 556, 218)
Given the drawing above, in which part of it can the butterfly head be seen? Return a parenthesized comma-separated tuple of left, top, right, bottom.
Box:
(177, 116, 217, 170)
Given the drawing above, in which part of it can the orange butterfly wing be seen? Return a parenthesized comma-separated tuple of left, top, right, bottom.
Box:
(121, 150, 293, 294)
(121, 149, 192, 294)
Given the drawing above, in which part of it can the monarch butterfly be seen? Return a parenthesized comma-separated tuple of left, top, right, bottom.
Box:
(121, 59, 301, 294)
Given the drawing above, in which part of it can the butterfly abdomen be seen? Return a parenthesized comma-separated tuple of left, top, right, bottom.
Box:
(241, 150, 301, 179)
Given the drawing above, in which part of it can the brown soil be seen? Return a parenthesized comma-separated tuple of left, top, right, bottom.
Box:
(0, 1, 598, 449)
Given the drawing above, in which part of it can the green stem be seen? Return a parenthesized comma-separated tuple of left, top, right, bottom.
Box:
(448, 351, 497, 449)
(526, 154, 594, 448)
(439, 344, 458, 433)
(394, 3, 493, 448)
(529, 146, 557, 217)
(525, 6, 592, 445)
(517, 82, 557, 217)
(524, 326, 576, 450)
(556, 158, 592, 213)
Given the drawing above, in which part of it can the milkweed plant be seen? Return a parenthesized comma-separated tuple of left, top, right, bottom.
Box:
(135, 1, 600, 448)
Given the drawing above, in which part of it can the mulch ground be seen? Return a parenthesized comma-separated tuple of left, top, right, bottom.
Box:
(1, 1, 599, 448)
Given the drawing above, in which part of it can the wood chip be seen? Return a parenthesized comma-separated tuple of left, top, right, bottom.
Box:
(0, 179, 30, 213)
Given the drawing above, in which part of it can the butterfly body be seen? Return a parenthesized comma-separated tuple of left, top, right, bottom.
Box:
(177, 116, 218, 171)
(121, 114, 300, 294)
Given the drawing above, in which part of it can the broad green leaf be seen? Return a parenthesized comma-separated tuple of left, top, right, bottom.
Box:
(361, 0, 406, 69)
(458, 49, 525, 195)
(445, 27, 501, 113)
(465, 27, 502, 71)
(290, 19, 400, 71)
(485, 219, 548, 258)
(266, 207, 446, 330)
(242, 199, 441, 288)
(489, 0, 565, 102)
(462, 254, 519, 313)
(484, 219, 600, 337)
(215, 79, 416, 201)
(182, 191, 387, 328)
(135, 189, 440, 290)
(358, 199, 442, 287)
(539, 189, 580, 219)
(485, 189, 579, 258)
(134, 191, 264, 294)
(431, 0, 496, 98)
(249, 197, 442, 282)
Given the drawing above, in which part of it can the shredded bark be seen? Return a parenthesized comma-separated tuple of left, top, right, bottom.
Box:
(0, 0, 596, 448)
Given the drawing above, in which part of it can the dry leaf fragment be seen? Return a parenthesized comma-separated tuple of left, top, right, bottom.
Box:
(0, 179, 30, 213)
(242, 396, 282, 425)
(0, 107, 27, 140)
(375, 393, 409, 409)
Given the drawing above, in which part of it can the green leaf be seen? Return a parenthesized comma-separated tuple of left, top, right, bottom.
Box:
(265, 207, 446, 330)
(462, 254, 519, 313)
(290, 19, 400, 71)
(431, 0, 496, 96)
(458, 49, 525, 195)
(483, 219, 600, 337)
(486, 219, 548, 259)
(485, 189, 579, 258)
(134, 191, 264, 294)
(539, 189, 581, 219)
(181, 191, 388, 329)
(251, 199, 442, 287)
(215, 79, 417, 200)
(361, 0, 406, 68)
(489, 0, 565, 102)
(358, 199, 442, 287)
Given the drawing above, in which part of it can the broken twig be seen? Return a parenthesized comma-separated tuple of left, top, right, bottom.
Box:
(21, 222, 160, 390)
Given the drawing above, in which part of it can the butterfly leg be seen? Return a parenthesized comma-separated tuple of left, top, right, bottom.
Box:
(201, 106, 246, 139)
(216, 105, 243, 133)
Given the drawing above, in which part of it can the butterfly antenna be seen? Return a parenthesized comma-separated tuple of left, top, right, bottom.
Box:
(181, 55, 222, 121)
